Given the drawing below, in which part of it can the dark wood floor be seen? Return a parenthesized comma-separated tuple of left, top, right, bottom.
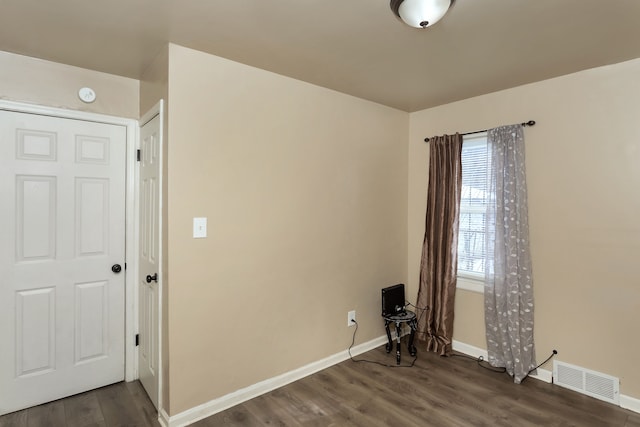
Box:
(2, 341, 640, 426)
(0, 380, 160, 427)
(195, 342, 640, 427)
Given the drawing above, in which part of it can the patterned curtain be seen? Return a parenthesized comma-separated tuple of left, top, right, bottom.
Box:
(484, 124, 536, 383)
(416, 134, 463, 356)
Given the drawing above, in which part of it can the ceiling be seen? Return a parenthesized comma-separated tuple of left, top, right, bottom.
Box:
(1, 0, 640, 112)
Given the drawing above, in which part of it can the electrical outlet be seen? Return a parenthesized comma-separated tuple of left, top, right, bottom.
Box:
(347, 310, 356, 327)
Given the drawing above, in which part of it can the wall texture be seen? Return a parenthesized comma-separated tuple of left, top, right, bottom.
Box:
(165, 44, 409, 414)
(408, 58, 640, 399)
(0, 50, 138, 118)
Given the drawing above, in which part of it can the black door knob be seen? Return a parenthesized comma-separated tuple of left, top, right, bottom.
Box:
(112, 264, 122, 273)
(146, 273, 158, 283)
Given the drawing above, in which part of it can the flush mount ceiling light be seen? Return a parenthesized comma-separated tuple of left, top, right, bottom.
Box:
(390, 0, 455, 29)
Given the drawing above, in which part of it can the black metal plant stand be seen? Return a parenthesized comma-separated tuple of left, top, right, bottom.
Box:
(383, 311, 417, 365)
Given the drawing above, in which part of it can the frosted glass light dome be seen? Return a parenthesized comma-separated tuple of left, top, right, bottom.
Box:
(391, 0, 454, 29)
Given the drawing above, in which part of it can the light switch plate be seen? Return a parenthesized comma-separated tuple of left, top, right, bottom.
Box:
(193, 217, 207, 238)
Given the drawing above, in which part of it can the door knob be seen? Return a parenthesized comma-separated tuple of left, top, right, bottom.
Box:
(112, 264, 122, 273)
(146, 273, 158, 283)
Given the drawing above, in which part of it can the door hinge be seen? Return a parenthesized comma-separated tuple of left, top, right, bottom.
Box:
(135, 334, 139, 346)
(124, 262, 127, 270)
(136, 149, 141, 162)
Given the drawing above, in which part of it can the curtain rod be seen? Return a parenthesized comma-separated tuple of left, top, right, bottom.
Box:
(423, 120, 536, 143)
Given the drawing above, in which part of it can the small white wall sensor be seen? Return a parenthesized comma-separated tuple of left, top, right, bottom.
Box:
(78, 87, 96, 103)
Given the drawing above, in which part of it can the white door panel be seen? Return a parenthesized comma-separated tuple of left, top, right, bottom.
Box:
(0, 110, 126, 415)
(138, 112, 161, 409)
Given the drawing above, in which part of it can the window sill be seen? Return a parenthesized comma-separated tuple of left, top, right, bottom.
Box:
(457, 277, 485, 294)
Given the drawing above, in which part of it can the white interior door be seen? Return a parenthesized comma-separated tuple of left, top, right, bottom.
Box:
(0, 109, 127, 415)
(138, 112, 161, 409)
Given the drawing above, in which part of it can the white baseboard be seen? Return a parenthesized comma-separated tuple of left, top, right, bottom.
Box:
(158, 408, 170, 427)
(528, 368, 552, 383)
(452, 339, 551, 384)
(452, 340, 639, 414)
(452, 340, 488, 359)
(621, 394, 640, 414)
(163, 334, 389, 427)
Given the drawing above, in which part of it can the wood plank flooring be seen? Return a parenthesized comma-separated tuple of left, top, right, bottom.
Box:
(2, 341, 639, 426)
(194, 342, 640, 427)
(0, 381, 160, 427)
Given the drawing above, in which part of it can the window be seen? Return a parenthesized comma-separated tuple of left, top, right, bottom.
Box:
(457, 133, 492, 290)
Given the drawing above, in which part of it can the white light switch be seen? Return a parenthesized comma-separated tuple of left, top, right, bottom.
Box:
(193, 217, 207, 238)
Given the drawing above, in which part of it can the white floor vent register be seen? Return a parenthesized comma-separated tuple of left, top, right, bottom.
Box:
(553, 361, 619, 405)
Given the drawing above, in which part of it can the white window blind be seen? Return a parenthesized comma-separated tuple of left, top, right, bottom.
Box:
(457, 134, 492, 280)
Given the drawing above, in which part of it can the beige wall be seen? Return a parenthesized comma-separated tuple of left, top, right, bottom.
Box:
(408, 58, 640, 399)
(139, 45, 171, 412)
(0, 50, 138, 118)
(140, 46, 169, 118)
(165, 44, 408, 414)
(6, 42, 638, 415)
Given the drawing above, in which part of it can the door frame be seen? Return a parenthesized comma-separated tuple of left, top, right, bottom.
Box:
(0, 99, 140, 383)
(139, 100, 164, 412)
